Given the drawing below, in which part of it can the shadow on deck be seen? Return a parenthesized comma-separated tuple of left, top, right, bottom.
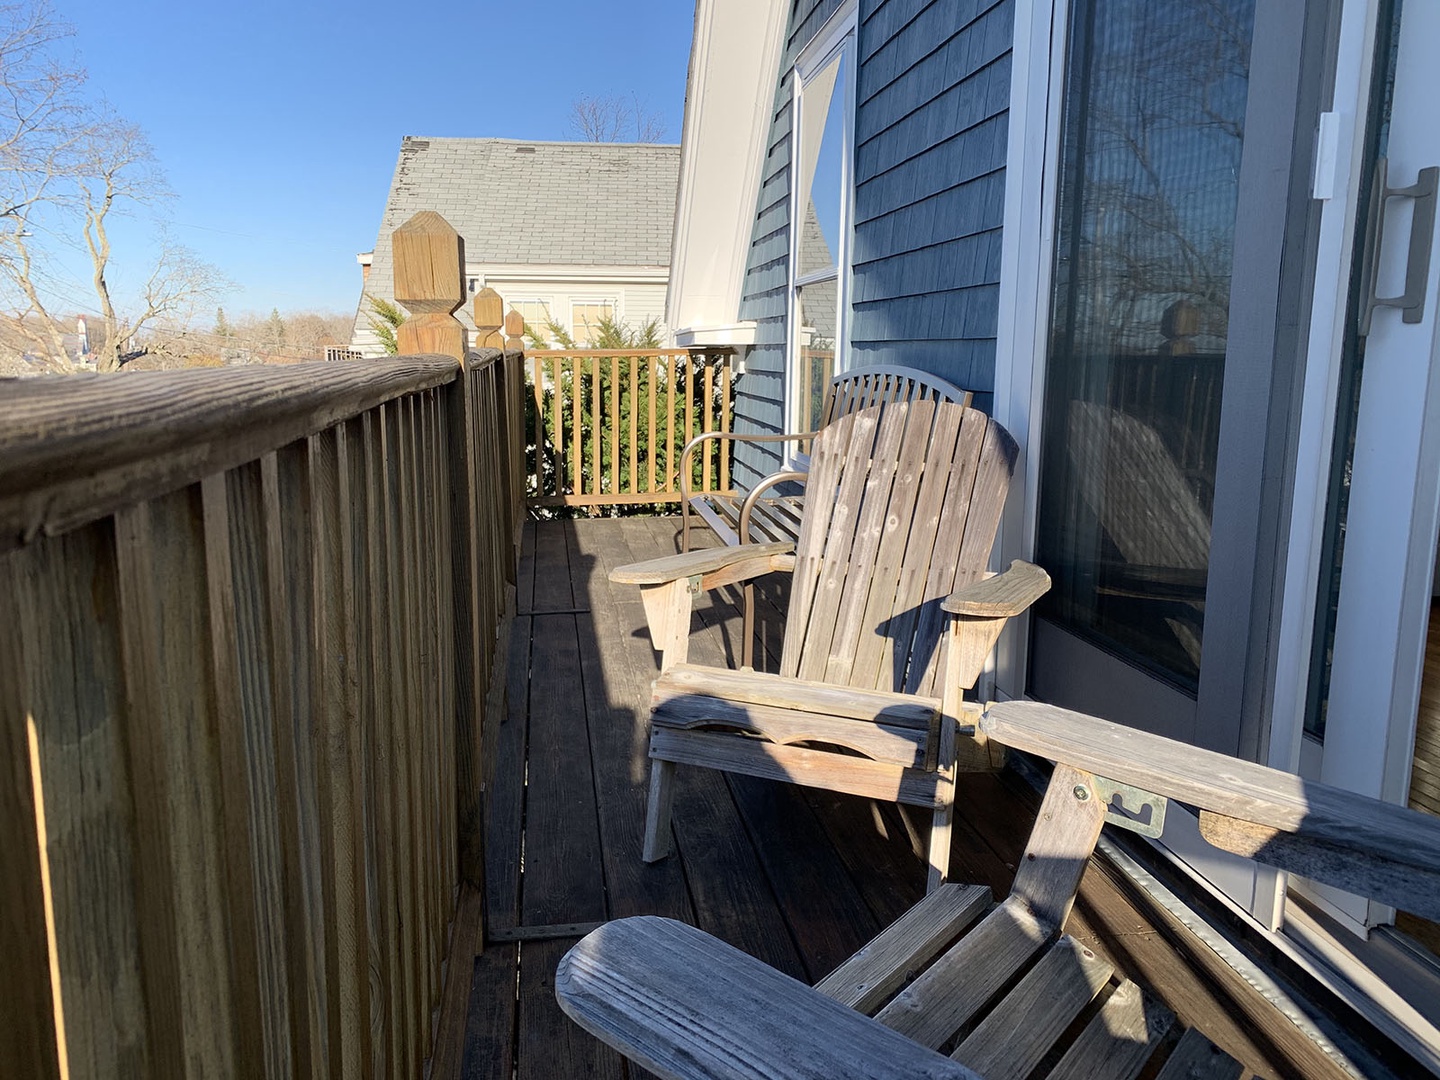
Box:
(459, 517, 1331, 1080)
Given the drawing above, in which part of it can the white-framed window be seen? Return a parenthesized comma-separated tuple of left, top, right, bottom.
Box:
(787, 2, 857, 437)
(570, 298, 617, 345)
(511, 299, 556, 345)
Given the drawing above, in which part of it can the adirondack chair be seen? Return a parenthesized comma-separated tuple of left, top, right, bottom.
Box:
(610, 396, 1049, 888)
(679, 366, 972, 669)
(679, 365, 971, 553)
(557, 701, 1440, 1079)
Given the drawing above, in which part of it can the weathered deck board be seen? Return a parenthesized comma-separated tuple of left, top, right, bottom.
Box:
(522, 612, 606, 927)
(462, 517, 1341, 1080)
(568, 523, 694, 925)
(483, 614, 529, 934)
(515, 520, 536, 615)
(461, 943, 516, 1080)
(530, 519, 574, 613)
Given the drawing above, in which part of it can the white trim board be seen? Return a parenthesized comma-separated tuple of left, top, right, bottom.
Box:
(666, 0, 788, 335)
(991, 0, 1067, 700)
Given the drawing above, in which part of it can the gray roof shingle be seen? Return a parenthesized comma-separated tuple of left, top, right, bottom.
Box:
(353, 137, 679, 351)
(376, 136, 679, 267)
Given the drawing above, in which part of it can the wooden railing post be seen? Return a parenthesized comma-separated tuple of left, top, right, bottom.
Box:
(504, 309, 526, 538)
(390, 210, 486, 907)
(393, 211, 467, 361)
(473, 288, 504, 350)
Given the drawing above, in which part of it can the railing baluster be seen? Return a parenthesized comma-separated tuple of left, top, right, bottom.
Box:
(551, 356, 563, 502)
(666, 353, 677, 493)
(702, 356, 714, 495)
(609, 356, 620, 495)
(531, 355, 545, 499)
(590, 356, 601, 503)
(720, 357, 731, 498)
(684, 357, 695, 493)
(647, 355, 658, 494)
(629, 356, 638, 495)
(567, 357, 578, 498)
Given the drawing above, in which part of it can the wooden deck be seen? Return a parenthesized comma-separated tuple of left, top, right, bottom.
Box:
(458, 517, 1355, 1080)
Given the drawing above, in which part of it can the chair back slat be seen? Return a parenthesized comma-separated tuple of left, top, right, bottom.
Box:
(828, 399, 941, 689)
(781, 399, 1018, 695)
(906, 414, 1017, 696)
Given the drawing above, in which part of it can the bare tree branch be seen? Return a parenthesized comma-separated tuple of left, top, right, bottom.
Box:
(569, 93, 666, 143)
(0, 2, 225, 372)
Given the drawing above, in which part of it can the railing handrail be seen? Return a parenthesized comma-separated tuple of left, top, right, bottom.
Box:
(0, 352, 504, 554)
(526, 347, 736, 358)
(3, 212, 530, 1079)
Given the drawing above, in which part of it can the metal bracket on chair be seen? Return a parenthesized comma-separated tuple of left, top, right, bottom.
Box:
(686, 574, 703, 595)
(1093, 776, 1167, 838)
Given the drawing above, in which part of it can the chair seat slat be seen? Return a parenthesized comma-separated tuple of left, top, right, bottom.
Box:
(950, 935, 1113, 1080)
(1044, 980, 1174, 1080)
(815, 883, 990, 1014)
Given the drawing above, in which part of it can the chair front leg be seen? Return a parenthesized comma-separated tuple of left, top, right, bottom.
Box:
(927, 704, 959, 893)
(643, 759, 678, 862)
(639, 577, 697, 670)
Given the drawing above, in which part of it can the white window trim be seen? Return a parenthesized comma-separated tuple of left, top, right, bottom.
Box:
(785, 0, 858, 442)
(569, 297, 620, 344)
(990, 0, 1070, 701)
(509, 297, 558, 343)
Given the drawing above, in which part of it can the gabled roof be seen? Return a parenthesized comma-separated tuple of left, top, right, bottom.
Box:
(376, 136, 680, 267)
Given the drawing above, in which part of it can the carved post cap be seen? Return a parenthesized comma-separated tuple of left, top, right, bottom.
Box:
(473, 287, 503, 330)
(393, 211, 464, 316)
(393, 211, 467, 361)
(473, 287, 504, 349)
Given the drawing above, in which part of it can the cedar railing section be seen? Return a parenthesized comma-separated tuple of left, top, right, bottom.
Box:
(524, 346, 736, 509)
(0, 212, 524, 1080)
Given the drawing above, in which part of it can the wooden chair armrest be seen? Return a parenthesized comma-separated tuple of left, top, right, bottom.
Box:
(942, 560, 1051, 617)
(609, 541, 793, 586)
(556, 916, 981, 1080)
(981, 701, 1440, 920)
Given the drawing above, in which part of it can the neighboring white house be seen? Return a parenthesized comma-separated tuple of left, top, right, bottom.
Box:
(670, 0, 1440, 1064)
(353, 137, 679, 355)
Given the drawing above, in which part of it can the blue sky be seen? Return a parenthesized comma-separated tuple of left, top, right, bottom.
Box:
(57, 0, 694, 317)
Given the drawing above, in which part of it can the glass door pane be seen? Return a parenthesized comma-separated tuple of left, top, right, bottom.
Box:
(1034, 0, 1256, 693)
(797, 51, 846, 279)
(790, 35, 851, 438)
(796, 279, 837, 431)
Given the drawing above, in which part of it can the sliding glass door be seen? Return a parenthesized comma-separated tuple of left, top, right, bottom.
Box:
(1031, 0, 1255, 747)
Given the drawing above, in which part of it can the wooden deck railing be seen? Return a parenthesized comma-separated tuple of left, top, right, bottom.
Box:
(525, 347, 736, 509)
(1, 212, 523, 1079)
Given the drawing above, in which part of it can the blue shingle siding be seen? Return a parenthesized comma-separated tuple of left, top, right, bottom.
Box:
(732, 0, 1013, 484)
(789, 0, 850, 53)
(851, 0, 1014, 415)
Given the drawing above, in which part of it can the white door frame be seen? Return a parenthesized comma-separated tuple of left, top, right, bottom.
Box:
(989, 0, 1337, 922)
(991, 0, 1067, 699)
(1268, 0, 1440, 934)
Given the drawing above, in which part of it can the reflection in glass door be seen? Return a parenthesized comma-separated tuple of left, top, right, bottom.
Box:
(1033, 0, 1255, 701)
(790, 30, 851, 435)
